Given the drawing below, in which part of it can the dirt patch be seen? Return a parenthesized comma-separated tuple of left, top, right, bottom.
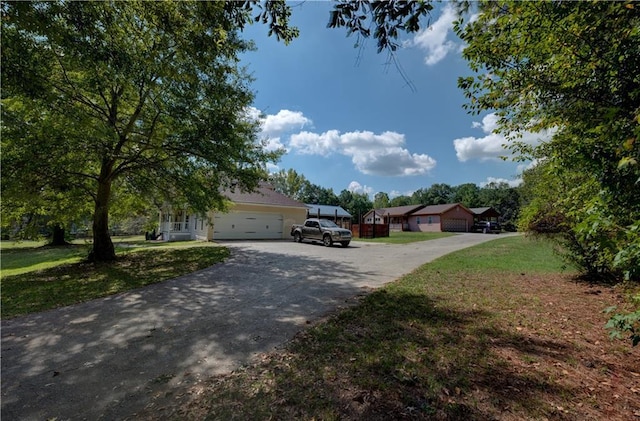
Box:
(461, 274, 640, 420)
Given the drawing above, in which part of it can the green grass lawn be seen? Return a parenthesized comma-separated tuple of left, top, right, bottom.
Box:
(1, 243, 90, 277)
(355, 230, 456, 244)
(0, 236, 212, 277)
(163, 236, 638, 420)
(0, 238, 229, 319)
(4, 235, 637, 419)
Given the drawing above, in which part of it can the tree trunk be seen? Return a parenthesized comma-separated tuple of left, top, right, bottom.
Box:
(49, 224, 69, 246)
(89, 177, 116, 262)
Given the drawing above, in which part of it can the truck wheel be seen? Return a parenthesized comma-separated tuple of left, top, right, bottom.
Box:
(341, 241, 350, 247)
(323, 234, 333, 247)
(294, 232, 302, 243)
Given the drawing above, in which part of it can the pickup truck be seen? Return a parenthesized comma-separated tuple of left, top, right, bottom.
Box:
(471, 220, 501, 234)
(291, 218, 352, 247)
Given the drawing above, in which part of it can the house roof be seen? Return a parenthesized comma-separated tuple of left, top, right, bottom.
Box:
(223, 182, 307, 208)
(470, 207, 491, 214)
(306, 204, 352, 218)
(365, 205, 426, 217)
(410, 203, 473, 216)
(470, 207, 501, 217)
(364, 203, 478, 218)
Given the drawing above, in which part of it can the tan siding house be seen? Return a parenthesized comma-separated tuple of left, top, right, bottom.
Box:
(160, 183, 308, 241)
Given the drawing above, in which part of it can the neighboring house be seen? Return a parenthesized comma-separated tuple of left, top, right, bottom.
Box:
(407, 203, 475, 233)
(470, 207, 501, 223)
(306, 204, 352, 228)
(362, 205, 427, 231)
(160, 183, 307, 241)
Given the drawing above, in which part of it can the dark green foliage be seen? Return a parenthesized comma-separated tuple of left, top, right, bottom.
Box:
(328, 0, 434, 53)
(456, 1, 640, 283)
(338, 189, 373, 220)
(1, 1, 285, 261)
(268, 168, 340, 205)
(606, 297, 640, 347)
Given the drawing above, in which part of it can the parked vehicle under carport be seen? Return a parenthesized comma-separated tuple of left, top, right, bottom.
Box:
(471, 221, 501, 234)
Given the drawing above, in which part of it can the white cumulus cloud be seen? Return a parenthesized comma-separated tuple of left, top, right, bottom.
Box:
(261, 109, 312, 137)
(290, 130, 436, 176)
(480, 177, 523, 188)
(289, 130, 341, 156)
(390, 189, 415, 198)
(409, 4, 459, 66)
(453, 113, 553, 162)
(247, 107, 312, 152)
(517, 158, 542, 174)
(347, 181, 374, 196)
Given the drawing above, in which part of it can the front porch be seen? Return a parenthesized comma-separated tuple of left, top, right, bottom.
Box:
(160, 208, 194, 241)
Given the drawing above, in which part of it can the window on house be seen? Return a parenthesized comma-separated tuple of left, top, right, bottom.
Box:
(417, 217, 421, 224)
(185, 215, 189, 230)
(201, 219, 204, 230)
(428, 216, 433, 224)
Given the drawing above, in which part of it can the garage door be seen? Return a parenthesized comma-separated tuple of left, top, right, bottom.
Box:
(442, 218, 468, 232)
(213, 212, 283, 240)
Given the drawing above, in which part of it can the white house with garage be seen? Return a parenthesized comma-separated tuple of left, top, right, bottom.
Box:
(159, 183, 308, 241)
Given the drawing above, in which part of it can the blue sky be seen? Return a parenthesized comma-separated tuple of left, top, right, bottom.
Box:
(240, 1, 544, 198)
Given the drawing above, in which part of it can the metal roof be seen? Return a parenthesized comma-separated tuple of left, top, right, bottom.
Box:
(306, 204, 352, 218)
(470, 207, 501, 216)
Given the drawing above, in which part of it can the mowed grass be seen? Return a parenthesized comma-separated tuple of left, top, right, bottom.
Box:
(1, 243, 89, 276)
(0, 239, 229, 319)
(167, 236, 639, 421)
(355, 230, 456, 244)
(0, 236, 208, 277)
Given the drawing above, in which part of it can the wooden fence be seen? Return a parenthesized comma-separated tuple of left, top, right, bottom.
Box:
(351, 223, 390, 239)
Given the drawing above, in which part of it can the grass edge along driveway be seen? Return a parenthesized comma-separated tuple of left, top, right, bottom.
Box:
(0, 240, 229, 319)
(0, 232, 458, 319)
(143, 236, 639, 421)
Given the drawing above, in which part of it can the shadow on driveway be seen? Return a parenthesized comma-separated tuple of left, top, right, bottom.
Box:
(2, 234, 511, 420)
(1, 247, 371, 420)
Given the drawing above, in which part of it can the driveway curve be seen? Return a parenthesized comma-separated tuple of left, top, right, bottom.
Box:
(1, 233, 513, 420)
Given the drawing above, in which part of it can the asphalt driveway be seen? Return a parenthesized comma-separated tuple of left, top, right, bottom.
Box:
(1, 233, 512, 420)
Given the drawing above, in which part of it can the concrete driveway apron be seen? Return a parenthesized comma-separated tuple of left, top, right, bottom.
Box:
(1, 233, 513, 420)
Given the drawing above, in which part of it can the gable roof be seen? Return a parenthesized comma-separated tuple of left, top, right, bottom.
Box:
(373, 204, 427, 217)
(223, 182, 307, 209)
(470, 207, 491, 214)
(410, 203, 473, 216)
(306, 204, 352, 218)
(470, 207, 501, 217)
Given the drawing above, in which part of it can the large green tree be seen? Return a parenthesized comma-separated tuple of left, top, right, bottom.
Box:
(2, 0, 434, 262)
(268, 168, 339, 205)
(388, 195, 413, 207)
(477, 181, 521, 231)
(373, 192, 390, 209)
(452, 183, 480, 208)
(338, 189, 373, 221)
(1, 1, 298, 261)
(411, 183, 455, 205)
(268, 169, 310, 202)
(456, 1, 640, 280)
